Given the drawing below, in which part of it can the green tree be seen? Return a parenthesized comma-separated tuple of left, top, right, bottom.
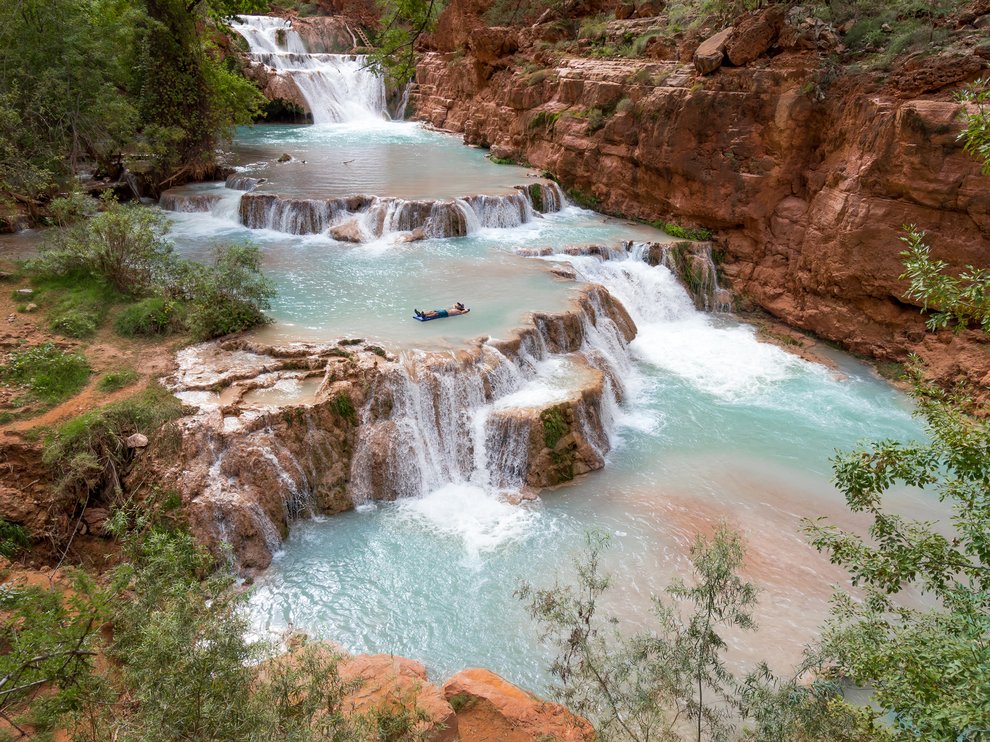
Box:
(900, 226, 990, 334)
(367, 0, 447, 86)
(956, 78, 989, 173)
(804, 369, 990, 739)
(519, 526, 758, 742)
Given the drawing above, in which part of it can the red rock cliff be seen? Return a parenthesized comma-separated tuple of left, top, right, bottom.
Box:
(412, 7, 990, 391)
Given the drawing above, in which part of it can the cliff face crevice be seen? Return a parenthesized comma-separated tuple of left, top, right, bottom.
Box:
(413, 30, 990, 388)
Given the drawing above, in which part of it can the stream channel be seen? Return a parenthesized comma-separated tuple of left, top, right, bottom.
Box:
(154, 15, 940, 695)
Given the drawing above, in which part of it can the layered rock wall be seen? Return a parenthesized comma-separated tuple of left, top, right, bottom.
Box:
(413, 34, 990, 386)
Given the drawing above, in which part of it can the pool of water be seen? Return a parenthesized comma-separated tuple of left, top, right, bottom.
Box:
(167, 119, 935, 696)
(246, 305, 930, 693)
(229, 122, 537, 199)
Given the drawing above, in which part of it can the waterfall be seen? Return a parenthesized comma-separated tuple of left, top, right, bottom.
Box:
(349, 288, 635, 504)
(236, 183, 566, 240)
(231, 15, 389, 124)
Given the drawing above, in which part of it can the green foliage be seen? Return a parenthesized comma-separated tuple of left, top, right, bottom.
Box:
(34, 195, 176, 296)
(955, 78, 990, 174)
(804, 365, 990, 738)
(651, 222, 713, 241)
(43, 384, 184, 501)
(32, 201, 274, 341)
(1, 342, 91, 408)
(330, 392, 357, 423)
(0, 570, 112, 736)
(114, 297, 183, 337)
(0, 520, 32, 558)
(366, 0, 447, 87)
(899, 226, 990, 334)
(97, 369, 140, 393)
(807, 0, 962, 67)
(184, 244, 276, 340)
(540, 406, 568, 448)
(519, 526, 758, 742)
(529, 110, 561, 130)
(0, 0, 141, 199)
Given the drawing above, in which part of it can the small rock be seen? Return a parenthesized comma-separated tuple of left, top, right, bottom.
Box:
(83, 507, 110, 535)
(6, 314, 15, 323)
(881, 22, 891, 32)
(126, 433, 149, 448)
(277, 153, 292, 163)
(15, 288, 33, 297)
(694, 26, 734, 75)
(397, 227, 427, 243)
(22, 303, 38, 313)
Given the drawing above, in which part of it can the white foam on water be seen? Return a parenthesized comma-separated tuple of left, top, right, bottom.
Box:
(492, 357, 576, 410)
(395, 483, 537, 560)
(564, 253, 813, 403)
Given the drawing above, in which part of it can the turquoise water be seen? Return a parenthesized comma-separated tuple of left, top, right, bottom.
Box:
(230, 122, 536, 199)
(245, 334, 929, 693)
(161, 121, 934, 695)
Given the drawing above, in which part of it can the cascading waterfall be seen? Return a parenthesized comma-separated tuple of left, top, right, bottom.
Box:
(231, 15, 388, 123)
(349, 292, 634, 506)
(235, 182, 565, 239)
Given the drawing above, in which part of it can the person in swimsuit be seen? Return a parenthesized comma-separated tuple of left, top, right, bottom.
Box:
(415, 302, 469, 319)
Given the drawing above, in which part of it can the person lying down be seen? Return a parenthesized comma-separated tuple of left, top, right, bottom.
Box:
(414, 302, 470, 319)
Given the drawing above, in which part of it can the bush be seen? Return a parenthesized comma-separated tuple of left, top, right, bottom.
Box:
(1, 343, 91, 407)
(43, 384, 184, 500)
(33, 195, 176, 296)
(114, 297, 183, 337)
(184, 244, 275, 341)
(0, 519, 31, 558)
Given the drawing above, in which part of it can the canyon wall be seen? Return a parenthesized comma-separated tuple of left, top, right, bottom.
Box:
(412, 8, 990, 390)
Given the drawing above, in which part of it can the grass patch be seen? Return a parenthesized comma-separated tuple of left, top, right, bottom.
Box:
(98, 369, 140, 393)
(43, 383, 184, 499)
(114, 297, 184, 337)
(650, 221, 713, 241)
(448, 692, 475, 712)
(1, 342, 91, 408)
(366, 345, 387, 358)
(529, 110, 561, 131)
(31, 273, 120, 339)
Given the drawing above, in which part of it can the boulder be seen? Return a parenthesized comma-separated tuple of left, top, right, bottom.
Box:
(126, 433, 149, 448)
(329, 219, 366, 243)
(467, 27, 519, 67)
(443, 668, 594, 741)
(725, 6, 785, 66)
(341, 655, 458, 741)
(693, 26, 734, 75)
(614, 2, 634, 20)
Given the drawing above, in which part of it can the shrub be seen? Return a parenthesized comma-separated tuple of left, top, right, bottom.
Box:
(98, 369, 140, 393)
(49, 309, 100, 338)
(183, 244, 275, 340)
(43, 384, 184, 500)
(33, 195, 176, 296)
(615, 97, 635, 115)
(114, 297, 183, 337)
(1, 343, 91, 407)
(0, 519, 31, 558)
(586, 107, 606, 132)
